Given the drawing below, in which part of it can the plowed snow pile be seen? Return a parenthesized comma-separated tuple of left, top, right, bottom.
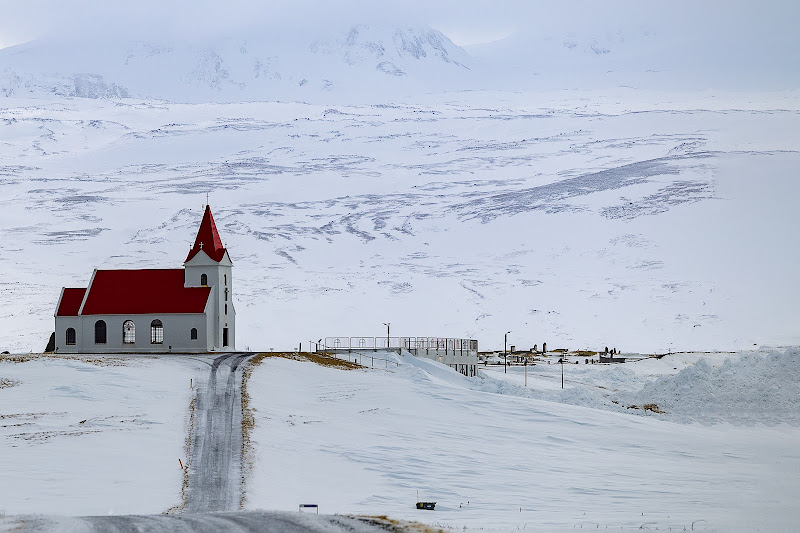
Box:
(620, 348, 800, 425)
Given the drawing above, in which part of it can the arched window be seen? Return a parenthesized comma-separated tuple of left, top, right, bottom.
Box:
(224, 274, 227, 286)
(123, 320, 136, 344)
(225, 304, 228, 315)
(66, 328, 76, 346)
(94, 320, 107, 344)
(190, 328, 198, 340)
(151, 319, 164, 344)
(200, 274, 208, 286)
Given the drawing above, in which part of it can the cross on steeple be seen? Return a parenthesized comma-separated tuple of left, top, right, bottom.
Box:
(199, 242, 204, 249)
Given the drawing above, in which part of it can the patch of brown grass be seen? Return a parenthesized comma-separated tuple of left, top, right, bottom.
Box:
(0, 353, 128, 366)
(626, 403, 666, 414)
(251, 352, 364, 370)
(356, 515, 448, 532)
(240, 354, 264, 510)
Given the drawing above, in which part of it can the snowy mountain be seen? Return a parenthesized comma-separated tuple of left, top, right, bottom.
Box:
(1, 89, 798, 354)
(0, 24, 472, 103)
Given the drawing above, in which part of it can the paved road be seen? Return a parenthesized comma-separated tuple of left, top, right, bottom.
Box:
(185, 352, 252, 513)
(4, 511, 396, 532)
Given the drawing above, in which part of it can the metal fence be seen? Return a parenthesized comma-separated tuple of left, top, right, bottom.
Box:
(322, 337, 478, 355)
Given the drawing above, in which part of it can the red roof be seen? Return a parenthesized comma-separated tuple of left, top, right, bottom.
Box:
(185, 205, 227, 263)
(57, 288, 87, 316)
(80, 269, 211, 315)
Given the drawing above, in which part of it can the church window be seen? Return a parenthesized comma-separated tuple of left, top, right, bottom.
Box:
(95, 320, 107, 344)
(225, 288, 228, 301)
(224, 274, 227, 285)
(225, 304, 228, 315)
(201, 274, 208, 286)
(123, 320, 136, 344)
(66, 328, 76, 345)
(151, 319, 164, 344)
(190, 328, 198, 340)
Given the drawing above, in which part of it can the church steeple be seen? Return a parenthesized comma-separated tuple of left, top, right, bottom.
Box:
(186, 205, 227, 263)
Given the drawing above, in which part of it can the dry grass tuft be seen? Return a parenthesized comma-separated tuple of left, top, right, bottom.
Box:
(0, 377, 20, 388)
(165, 395, 195, 514)
(356, 515, 448, 532)
(626, 403, 666, 414)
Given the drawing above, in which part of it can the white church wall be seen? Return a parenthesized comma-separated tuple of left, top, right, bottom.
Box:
(54, 316, 81, 353)
(74, 314, 209, 353)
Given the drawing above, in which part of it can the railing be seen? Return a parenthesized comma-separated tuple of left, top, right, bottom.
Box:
(322, 337, 478, 355)
(327, 351, 400, 368)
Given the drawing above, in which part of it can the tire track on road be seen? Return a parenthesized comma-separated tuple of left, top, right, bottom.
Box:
(185, 352, 252, 513)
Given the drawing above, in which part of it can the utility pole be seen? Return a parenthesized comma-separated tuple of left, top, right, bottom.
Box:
(560, 357, 564, 389)
(504, 331, 511, 374)
(383, 323, 390, 350)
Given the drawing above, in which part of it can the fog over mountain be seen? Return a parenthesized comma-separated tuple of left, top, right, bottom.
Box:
(1, 0, 797, 102)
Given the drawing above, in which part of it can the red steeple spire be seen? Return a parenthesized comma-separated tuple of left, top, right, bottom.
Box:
(185, 205, 227, 263)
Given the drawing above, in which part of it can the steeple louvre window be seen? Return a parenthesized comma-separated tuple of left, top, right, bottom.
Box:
(201, 274, 208, 286)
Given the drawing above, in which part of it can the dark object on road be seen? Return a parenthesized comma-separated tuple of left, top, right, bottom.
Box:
(416, 502, 436, 510)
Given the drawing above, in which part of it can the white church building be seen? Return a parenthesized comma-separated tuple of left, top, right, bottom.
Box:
(54, 205, 235, 353)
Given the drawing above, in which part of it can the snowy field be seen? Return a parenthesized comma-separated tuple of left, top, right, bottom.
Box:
(0, 354, 208, 516)
(1, 349, 798, 531)
(1, 89, 799, 354)
(245, 348, 800, 531)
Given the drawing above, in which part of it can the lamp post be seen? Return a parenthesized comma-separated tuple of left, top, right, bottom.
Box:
(504, 331, 511, 374)
(383, 322, 390, 350)
(560, 356, 564, 389)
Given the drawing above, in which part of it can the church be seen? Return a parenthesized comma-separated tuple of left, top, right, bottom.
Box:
(54, 205, 235, 353)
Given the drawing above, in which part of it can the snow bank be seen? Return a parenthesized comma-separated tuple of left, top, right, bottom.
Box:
(619, 348, 800, 426)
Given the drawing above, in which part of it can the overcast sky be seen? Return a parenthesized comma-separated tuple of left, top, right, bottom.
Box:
(1, 0, 798, 49)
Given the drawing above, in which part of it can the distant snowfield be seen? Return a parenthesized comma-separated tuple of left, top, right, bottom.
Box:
(0, 89, 799, 353)
(2, 349, 797, 531)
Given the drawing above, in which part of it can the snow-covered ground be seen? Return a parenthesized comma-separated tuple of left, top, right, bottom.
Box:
(1, 89, 799, 354)
(245, 348, 800, 531)
(2, 349, 798, 531)
(0, 354, 207, 516)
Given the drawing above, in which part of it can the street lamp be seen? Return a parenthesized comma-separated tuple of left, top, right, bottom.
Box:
(383, 322, 390, 350)
(504, 331, 511, 374)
